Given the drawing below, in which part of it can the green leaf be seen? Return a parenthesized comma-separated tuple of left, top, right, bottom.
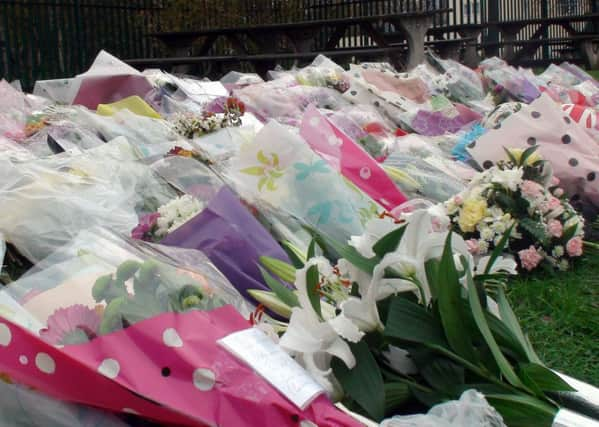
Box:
(496, 288, 542, 364)
(240, 166, 265, 176)
(306, 264, 322, 318)
(421, 358, 465, 391)
(372, 225, 406, 258)
(258, 266, 299, 308)
(384, 297, 447, 347)
(503, 147, 519, 165)
(484, 224, 514, 275)
(466, 269, 525, 389)
(437, 233, 477, 362)
(424, 259, 440, 299)
(307, 238, 316, 260)
(520, 217, 549, 246)
(518, 363, 576, 392)
(519, 145, 540, 167)
(485, 394, 557, 427)
(332, 341, 385, 422)
(384, 382, 411, 411)
(308, 227, 379, 274)
(561, 224, 578, 244)
(258, 176, 267, 191)
(259, 256, 296, 283)
(280, 241, 306, 269)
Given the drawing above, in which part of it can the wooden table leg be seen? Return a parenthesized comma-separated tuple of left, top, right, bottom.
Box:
(582, 38, 599, 69)
(498, 24, 523, 63)
(395, 14, 434, 70)
(459, 29, 482, 67)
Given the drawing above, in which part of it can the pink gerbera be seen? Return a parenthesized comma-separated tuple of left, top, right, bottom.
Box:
(40, 305, 100, 346)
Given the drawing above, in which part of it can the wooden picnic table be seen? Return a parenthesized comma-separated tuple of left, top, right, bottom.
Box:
(148, 8, 451, 71)
(485, 13, 599, 62)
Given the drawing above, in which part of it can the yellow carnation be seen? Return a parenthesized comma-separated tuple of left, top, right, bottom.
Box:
(458, 199, 488, 233)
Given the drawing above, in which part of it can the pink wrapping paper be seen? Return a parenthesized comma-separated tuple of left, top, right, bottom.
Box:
(468, 93, 599, 205)
(300, 105, 407, 211)
(0, 306, 362, 427)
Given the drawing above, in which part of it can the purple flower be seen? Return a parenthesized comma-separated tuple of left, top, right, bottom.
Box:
(131, 212, 160, 240)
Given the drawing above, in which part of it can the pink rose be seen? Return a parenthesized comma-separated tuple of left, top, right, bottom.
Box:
(465, 239, 480, 255)
(454, 195, 463, 205)
(553, 188, 564, 197)
(520, 180, 543, 198)
(518, 246, 544, 271)
(547, 219, 563, 238)
(550, 176, 560, 186)
(566, 237, 583, 257)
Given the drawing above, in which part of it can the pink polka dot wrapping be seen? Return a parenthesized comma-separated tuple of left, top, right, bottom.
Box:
(468, 93, 599, 206)
(0, 307, 362, 427)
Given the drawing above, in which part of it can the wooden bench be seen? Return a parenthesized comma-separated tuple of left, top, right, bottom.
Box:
(125, 46, 406, 77)
(480, 34, 599, 67)
(133, 8, 451, 74)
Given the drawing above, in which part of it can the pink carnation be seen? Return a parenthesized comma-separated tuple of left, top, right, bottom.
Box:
(465, 239, 480, 255)
(454, 195, 463, 205)
(520, 180, 543, 198)
(550, 176, 560, 186)
(547, 219, 563, 238)
(566, 237, 583, 257)
(542, 196, 562, 213)
(518, 246, 544, 271)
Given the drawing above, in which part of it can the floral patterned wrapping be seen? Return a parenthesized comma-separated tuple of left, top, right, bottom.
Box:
(226, 120, 376, 243)
(468, 93, 599, 207)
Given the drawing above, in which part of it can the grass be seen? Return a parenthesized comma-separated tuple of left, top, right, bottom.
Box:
(507, 251, 599, 386)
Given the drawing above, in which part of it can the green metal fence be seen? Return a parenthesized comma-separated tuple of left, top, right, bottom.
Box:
(0, 0, 163, 90)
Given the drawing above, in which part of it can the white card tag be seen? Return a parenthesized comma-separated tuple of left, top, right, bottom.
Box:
(219, 328, 325, 410)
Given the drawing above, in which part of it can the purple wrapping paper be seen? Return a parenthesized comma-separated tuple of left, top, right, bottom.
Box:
(160, 186, 292, 302)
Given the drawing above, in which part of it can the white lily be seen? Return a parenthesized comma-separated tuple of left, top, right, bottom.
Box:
(348, 216, 397, 258)
(476, 255, 518, 275)
(279, 258, 361, 397)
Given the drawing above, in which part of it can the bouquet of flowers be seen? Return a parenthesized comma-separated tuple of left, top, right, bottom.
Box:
(131, 195, 204, 242)
(444, 146, 585, 272)
(251, 208, 591, 427)
(169, 97, 245, 139)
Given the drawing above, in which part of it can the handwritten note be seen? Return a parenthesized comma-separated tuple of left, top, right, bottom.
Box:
(218, 328, 324, 410)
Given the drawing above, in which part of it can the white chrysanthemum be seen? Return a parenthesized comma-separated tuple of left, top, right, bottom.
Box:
(478, 240, 489, 254)
(491, 167, 523, 192)
(480, 227, 495, 241)
(552, 245, 565, 258)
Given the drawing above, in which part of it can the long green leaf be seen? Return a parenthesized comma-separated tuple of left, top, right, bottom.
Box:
(518, 363, 576, 392)
(437, 233, 477, 362)
(384, 298, 447, 347)
(332, 341, 386, 422)
(307, 238, 316, 260)
(466, 269, 524, 389)
(306, 264, 322, 318)
(372, 225, 406, 258)
(485, 394, 557, 427)
(259, 256, 296, 283)
(484, 224, 514, 275)
(496, 287, 542, 364)
(421, 358, 465, 392)
(258, 266, 299, 308)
